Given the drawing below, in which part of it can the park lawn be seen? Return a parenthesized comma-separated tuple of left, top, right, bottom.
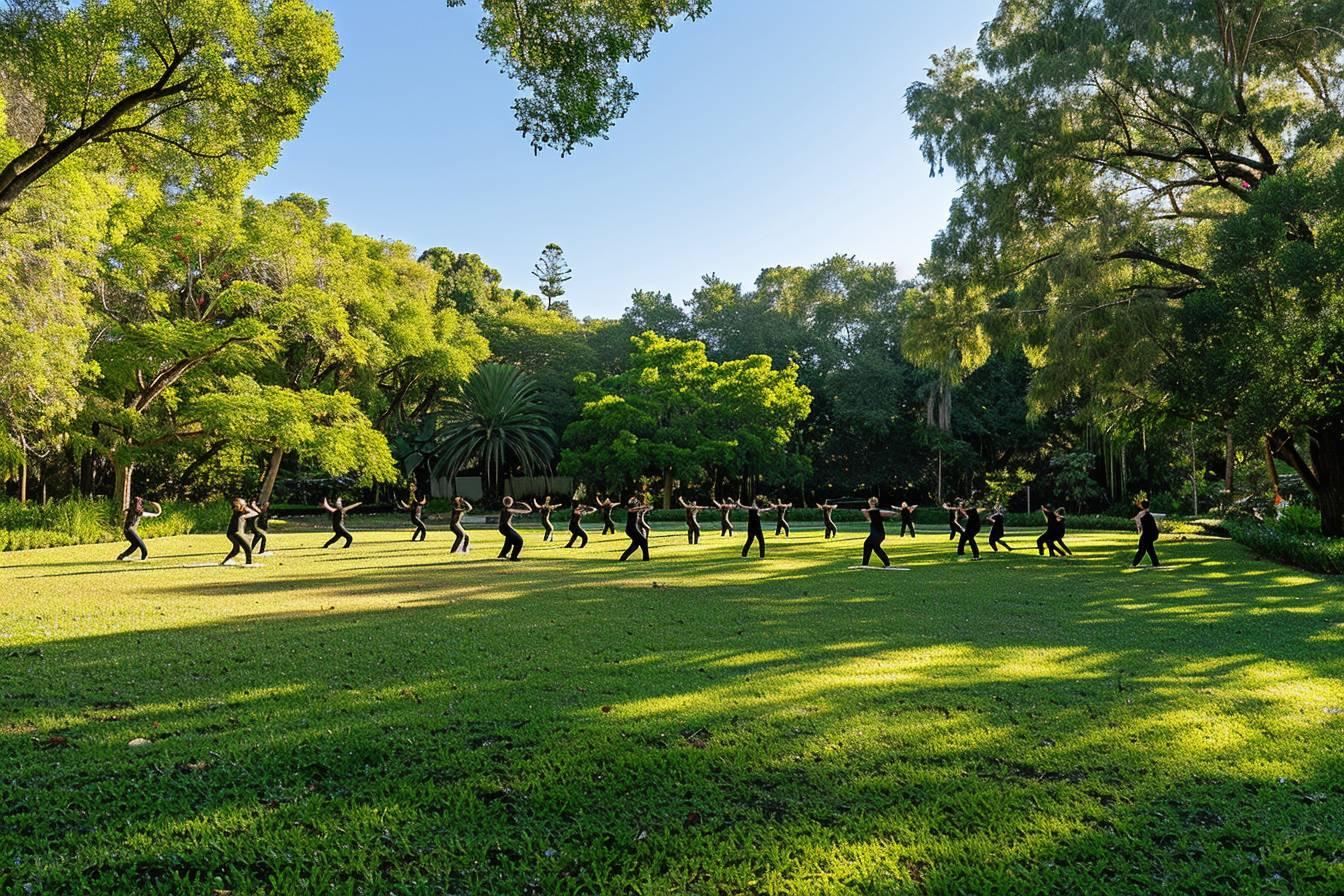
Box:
(1, 523, 1342, 895)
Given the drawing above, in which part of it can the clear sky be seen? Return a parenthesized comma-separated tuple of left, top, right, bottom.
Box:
(250, 0, 1000, 319)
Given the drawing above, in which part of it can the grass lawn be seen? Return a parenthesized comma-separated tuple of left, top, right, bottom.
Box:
(2, 520, 1342, 894)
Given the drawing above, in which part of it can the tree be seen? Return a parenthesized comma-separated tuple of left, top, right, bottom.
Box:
(449, 0, 712, 154)
(532, 243, 572, 311)
(905, 0, 1344, 532)
(423, 363, 556, 496)
(0, 0, 340, 216)
(900, 279, 991, 432)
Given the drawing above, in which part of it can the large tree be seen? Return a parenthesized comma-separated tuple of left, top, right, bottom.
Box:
(0, 0, 339, 216)
(906, 0, 1344, 532)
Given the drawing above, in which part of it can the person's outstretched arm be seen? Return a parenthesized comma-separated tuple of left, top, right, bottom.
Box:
(320, 499, 333, 512)
(143, 502, 163, 519)
(461, 499, 474, 512)
(345, 502, 363, 512)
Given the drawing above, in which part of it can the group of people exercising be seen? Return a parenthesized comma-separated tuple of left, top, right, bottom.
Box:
(116, 490, 1162, 569)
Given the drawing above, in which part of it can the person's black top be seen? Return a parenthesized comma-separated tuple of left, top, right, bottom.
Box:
(1046, 512, 1062, 538)
(330, 507, 347, 529)
(450, 506, 465, 527)
(602, 503, 615, 524)
(948, 509, 957, 525)
(124, 508, 143, 531)
(498, 507, 516, 534)
(255, 508, 271, 530)
(410, 502, 423, 522)
(1139, 510, 1158, 539)
(625, 509, 643, 536)
(229, 509, 247, 537)
(901, 507, 913, 525)
(966, 507, 982, 534)
(539, 505, 552, 523)
(746, 505, 763, 529)
(869, 508, 887, 538)
(821, 506, 834, 523)
(685, 506, 697, 523)
(989, 511, 1004, 534)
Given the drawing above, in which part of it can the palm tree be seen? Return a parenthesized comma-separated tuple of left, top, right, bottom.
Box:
(426, 363, 556, 496)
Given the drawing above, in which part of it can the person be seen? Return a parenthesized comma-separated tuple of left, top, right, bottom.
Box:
(741, 498, 769, 559)
(497, 496, 533, 561)
(678, 496, 704, 545)
(955, 499, 982, 560)
(221, 498, 260, 566)
(713, 498, 738, 536)
(566, 502, 595, 548)
(449, 496, 473, 553)
(396, 492, 429, 542)
(1132, 499, 1161, 567)
(899, 501, 918, 538)
(816, 500, 839, 539)
(116, 497, 161, 561)
(1037, 504, 1064, 557)
(772, 500, 793, 537)
(943, 501, 963, 541)
(321, 497, 362, 549)
(535, 495, 561, 542)
(597, 496, 619, 536)
(250, 500, 272, 555)
(860, 498, 898, 567)
(619, 497, 652, 561)
(1054, 507, 1074, 556)
(987, 506, 1013, 552)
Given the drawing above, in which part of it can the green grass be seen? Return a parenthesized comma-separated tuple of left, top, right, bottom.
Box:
(2, 521, 1342, 894)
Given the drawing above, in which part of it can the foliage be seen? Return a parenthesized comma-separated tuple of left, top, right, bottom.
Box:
(982, 467, 1034, 508)
(532, 242, 572, 311)
(0, 496, 229, 550)
(1226, 517, 1344, 576)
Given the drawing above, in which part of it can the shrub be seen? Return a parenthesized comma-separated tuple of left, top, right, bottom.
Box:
(1225, 518, 1344, 576)
(0, 498, 233, 552)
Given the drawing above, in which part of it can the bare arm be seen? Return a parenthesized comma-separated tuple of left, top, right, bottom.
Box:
(461, 499, 473, 512)
(345, 502, 363, 512)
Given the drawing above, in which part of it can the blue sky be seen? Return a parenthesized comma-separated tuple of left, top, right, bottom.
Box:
(251, 0, 1000, 318)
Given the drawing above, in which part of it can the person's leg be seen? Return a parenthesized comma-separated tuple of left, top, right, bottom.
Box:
(758, 531, 766, 558)
(741, 533, 750, 557)
(416, 520, 428, 541)
(957, 531, 969, 555)
(1147, 541, 1160, 566)
(252, 529, 266, 554)
(451, 525, 465, 553)
(510, 532, 524, 560)
(324, 532, 341, 549)
(862, 536, 874, 566)
(620, 538, 638, 561)
(1037, 534, 1049, 555)
(1048, 539, 1063, 557)
(639, 534, 650, 561)
(497, 532, 511, 559)
(1057, 538, 1072, 556)
(1133, 541, 1146, 567)
(579, 530, 588, 549)
(873, 541, 890, 567)
(566, 530, 578, 548)
(340, 525, 353, 549)
(969, 535, 979, 559)
(988, 534, 999, 552)
(239, 534, 254, 565)
(223, 535, 243, 564)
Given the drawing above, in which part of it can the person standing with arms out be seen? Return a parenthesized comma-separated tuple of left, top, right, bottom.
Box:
(619, 496, 652, 561)
(899, 501, 919, 538)
(1053, 507, 1074, 556)
(596, 496, 618, 536)
(860, 498, 897, 568)
(1037, 504, 1064, 556)
(321, 497, 362, 549)
(449, 496, 473, 554)
(740, 498, 770, 559)
(955, 498, 983, 560)
(221, 498, 261, 566)
(713, 498, 738, 536)
(1132, 498, 1161, 567)
(496, 496, 533, 561)
(250, 500, 272, 556)
(565, 502, 595, 548)
(986, 506, 1013, 552)
(678, 496, 704, 545)
(816, 500, 839, 539)
(116, 497, 161, 561)
(396, 492, 429, 542)
(943, 500, 963, 541)
(771, 500, 793, 537)
(535, 495, 562, 542)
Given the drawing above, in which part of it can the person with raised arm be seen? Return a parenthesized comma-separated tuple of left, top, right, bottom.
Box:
(596, 496, 619, 536)
(1131, 498, 1161, 567)
(619, 496, 652, 561)
(221, 497, 261, 566)
(860, 498, 899, 568)
(1036, 504, 1064, 557)
(320, 497, 362, 549)
(986, 506, 1013, 552)
(899, 501, 919, 538)
(449, 496, 473, 553)
(396, 491, 430, 542)
(249, 499, 272, 556)
(1054, 507, 1074, 556)
(535, 495, 562, 542)
(678, 496, 705, 545)
(954, 497, 983, 560)
(565, 502, 596, 548)
(771, 500, 793, 537)
(116, 497, 162, 561)
(816, 500, 839, 539)
(713, 497, 739, 536)
(496, 496, 533, 561)
(740, 497, 770, 559)
(943, 500, 963, 541)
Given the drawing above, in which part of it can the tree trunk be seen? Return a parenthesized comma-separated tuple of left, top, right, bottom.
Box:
(259, 446, 285, 505)
(662, 467, 673, 510)
(1264, 435, 1282, 497)
(1309, 423, 1344, 537)
(18, 460, 27, 504)
(112, 460, 134, 514)
(1224, 431, 1235, 508)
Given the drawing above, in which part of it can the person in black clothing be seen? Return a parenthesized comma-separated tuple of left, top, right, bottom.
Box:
(1037, 505, 1064, 556)
(566, 503, 595, 548)
(116, 497, 161, 561)
(321, 497, 362, 549)
(596, 497, 619, 536)
(1054, 507, 1074, 556)
(943, 501, 963, 540)
(899, 502, 918, 538)
(1132, 499, 1161, 567)
(986, 506, 1013, 552)
(397, 493, 429, 542)
(449, 496, 473, 553)
(816, 500, 839, 539)
(619, 497, 652, 561)
(497, 496, 533, 561)
(679, 496, 704, 545)
(955, 499, 982, 560)
(250, 500, 272, 555)
(713, 498, 738, 536)
(536, 496, 561, 542)
(221, 498, 260, 566)
(861, 498, 897, 567)
(772, 500, 792, 537)
(741, 498, 769, 559)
